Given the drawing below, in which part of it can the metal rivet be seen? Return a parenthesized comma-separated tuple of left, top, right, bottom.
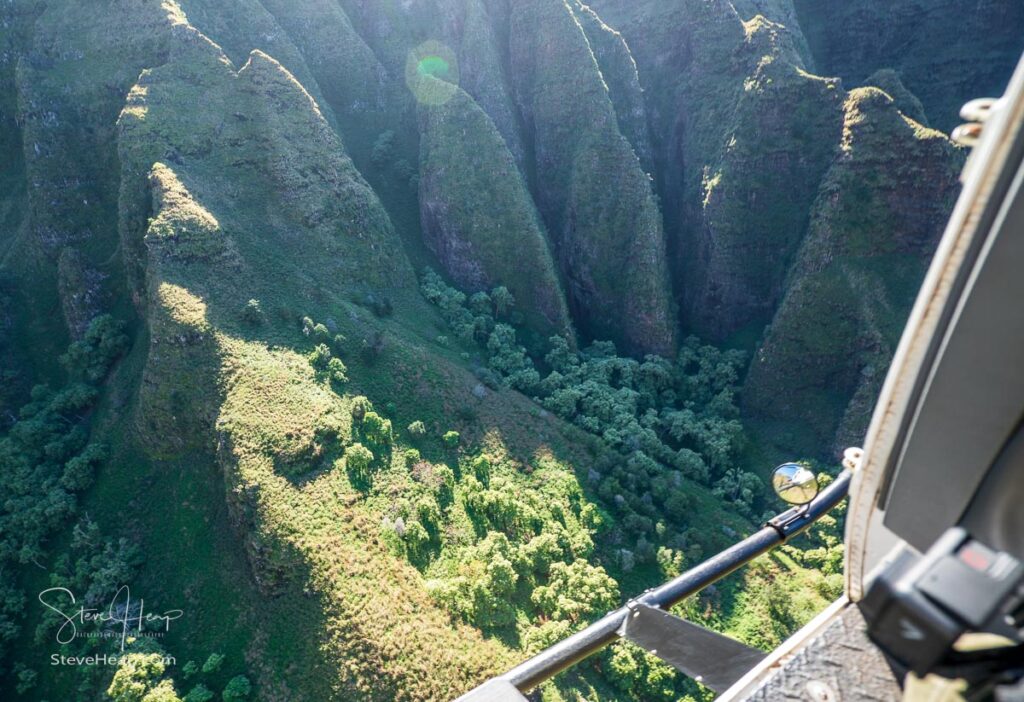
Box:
(806, 680, 837, 701)
(960, 97, 998, 123)
(952, 122, 984, 147)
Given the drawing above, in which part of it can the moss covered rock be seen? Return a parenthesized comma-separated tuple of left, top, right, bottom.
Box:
(572, 0, 654, 172)
(435, 0, 526, 168)
(57, 247, 105, 339)
(743, 88, 962, 456)
(864, 68, 929, 126)
(146, 163, 231, 263)
(509, 0, 676, 355)
(794, 0, 1024, 130)
(417, 82, 573, 341)
(685, 16, 844, 342)
(244, 0, 389, 150)
(175, 0, 331, 115)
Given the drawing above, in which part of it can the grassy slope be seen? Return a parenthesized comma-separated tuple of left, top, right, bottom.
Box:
(417, 81, 573, 342)
(115, 25, 500, 698)
(104, 18, 709, 700)
(106, 9, 815, 701)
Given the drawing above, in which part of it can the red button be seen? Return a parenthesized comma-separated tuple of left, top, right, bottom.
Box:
(959, 544, 992, 572)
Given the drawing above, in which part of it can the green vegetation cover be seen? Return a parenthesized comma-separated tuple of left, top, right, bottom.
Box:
(0, 0, 1017, 700)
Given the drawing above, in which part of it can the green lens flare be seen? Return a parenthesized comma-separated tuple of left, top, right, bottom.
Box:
(417, 56, 450, 80)
(406, 41, 459, 106)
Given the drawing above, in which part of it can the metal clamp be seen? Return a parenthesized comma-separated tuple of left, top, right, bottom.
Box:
(953, 98, 1002, 147)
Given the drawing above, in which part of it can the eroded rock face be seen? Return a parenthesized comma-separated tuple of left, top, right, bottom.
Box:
(585, 0, 749, 312)
(435, 0, 526, 168)
(584, 2, 838, 344)
(684, 18, 844, 342)
(258, 0, 386, 118)
(5, 0, 1016, 468)
(556, 0, 1014, 456)
(2, 2, 1019, 699)
(865, 69, 929, 126)
(175, 0, 331, 113)
(571, 0, 655, 173)
(417, 83, 572, 341)
(509, 0, 677, 356)
(57, 247, 106, 340)
(0, 1, 31, 271)
(730, 0, 814, 64)
(7, 0, 179, 365)
(0, 279, 22, 418)
(17, 1, 174, 262)
(794, 0, 1024, 130)
(742, 89, 963, 456)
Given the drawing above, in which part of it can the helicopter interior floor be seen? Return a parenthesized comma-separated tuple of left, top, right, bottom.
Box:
(725, 602, 902, 701)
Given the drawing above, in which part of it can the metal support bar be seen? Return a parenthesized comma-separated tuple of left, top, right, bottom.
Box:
(619, 603, 766, 693)
(455, 469, 852, 698)
(454, 680, 529, 702)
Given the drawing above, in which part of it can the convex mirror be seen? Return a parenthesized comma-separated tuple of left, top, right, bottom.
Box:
(772, 463, 819, 505)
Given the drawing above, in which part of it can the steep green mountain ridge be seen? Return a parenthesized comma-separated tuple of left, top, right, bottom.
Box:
(0, 1, 1020, 700)
(794, 0, 1024, 131)
(507, 0, 677, 356)
(743, 87, 962, 455)
(417, 82, 572, 342)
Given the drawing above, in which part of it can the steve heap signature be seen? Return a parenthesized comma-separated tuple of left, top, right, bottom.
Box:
(38, 585, 183, 651)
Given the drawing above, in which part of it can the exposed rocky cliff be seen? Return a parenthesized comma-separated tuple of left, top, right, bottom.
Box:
(684, 16, 844, 343)
(4, 0, 176, 400)
(6, 1, 1019, 459)
(584, 1, 838, 343)
(435, 0, 526, 168)
(576, 0, 1015, 454)
(0, 1, 34, 413)
(571, 0, 655, 173)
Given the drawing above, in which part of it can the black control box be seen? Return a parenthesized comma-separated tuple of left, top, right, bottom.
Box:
(861, 527, 1024, 677)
